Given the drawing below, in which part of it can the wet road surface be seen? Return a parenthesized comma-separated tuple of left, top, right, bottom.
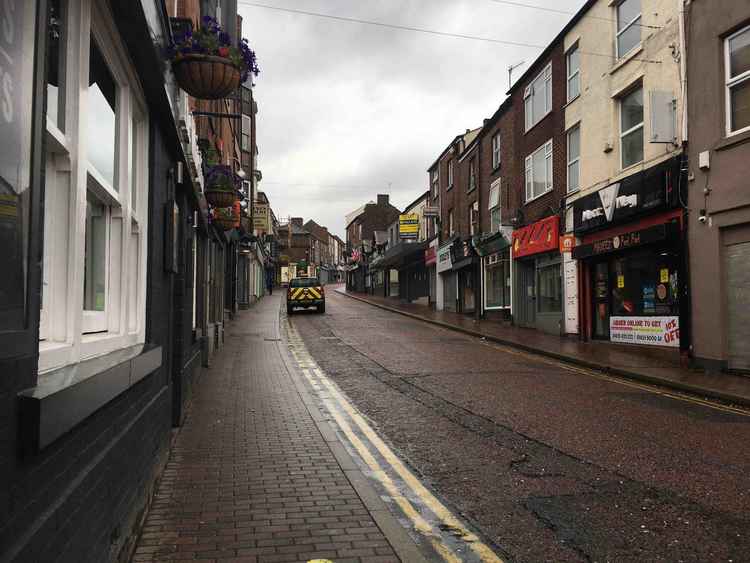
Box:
(288, 290, 750, 563)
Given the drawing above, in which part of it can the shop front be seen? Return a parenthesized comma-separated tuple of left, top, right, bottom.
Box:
(571, 156, 686, 349)
(436, 240, 455, 311)
(512, 216, 563, 335)
(452, 237, 479, 316)
(476, 230, 512, 321)
(425, 242, 437, 307)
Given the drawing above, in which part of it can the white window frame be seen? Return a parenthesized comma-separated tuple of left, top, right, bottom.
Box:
(483, 252, 511, 311)
(491, 133, 501, 169)
(566, 44, 580, 102)
(38, 0, 149, 373)
(615, 0, 642, 59)
(524, 63, 552, 132)
(524, 139, 553, 202)
(619, 86, 644, 169)
(725, 25, 750, 136)
(468, 158, 477, 192)
(431, 168, 439, 198)
(447, 159, 454, 189)
(567, 124, 580, 193)
(488, 178, 502, 233)
(448, 209, 454, 236)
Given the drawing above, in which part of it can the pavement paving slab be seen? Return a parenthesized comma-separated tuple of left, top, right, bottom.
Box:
(131, 295, 428, 563)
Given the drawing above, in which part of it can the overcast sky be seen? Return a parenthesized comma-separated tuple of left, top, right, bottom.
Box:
(238, 0, 588, 238)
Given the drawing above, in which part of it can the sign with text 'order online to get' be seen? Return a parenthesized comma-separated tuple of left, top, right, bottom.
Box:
(610, 316, 679, 347)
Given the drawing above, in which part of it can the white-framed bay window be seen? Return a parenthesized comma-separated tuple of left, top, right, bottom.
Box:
(489, 179, 502, 233)
(725, 25, 750, 136)
(525, 139, 553, 202)
(39, 0, 149, 372)
(524, 63, 552, 132)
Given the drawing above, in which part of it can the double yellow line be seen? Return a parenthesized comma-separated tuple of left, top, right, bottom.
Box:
(285, 325, 504, 563)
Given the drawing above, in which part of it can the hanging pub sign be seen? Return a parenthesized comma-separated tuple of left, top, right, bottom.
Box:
(399, 213, 420, 239)
(424, 245, 437, 267)
(253, 202, 269, 231)
(512, 215, 559, 259)
(573, 156, 681, 234)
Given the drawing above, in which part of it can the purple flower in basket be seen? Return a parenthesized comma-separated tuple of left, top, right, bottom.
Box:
(205, 164, 242, 191)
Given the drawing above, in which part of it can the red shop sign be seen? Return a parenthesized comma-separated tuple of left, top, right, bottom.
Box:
(512, 215, 560, 259)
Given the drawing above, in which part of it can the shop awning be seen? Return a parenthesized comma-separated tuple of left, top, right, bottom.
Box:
(372, 240, 429, 269)
(473, 230, 512, 257)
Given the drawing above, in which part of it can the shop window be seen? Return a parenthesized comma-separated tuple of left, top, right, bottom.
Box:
(489, 179, 502, 233)
(567, 125, 580, 193)
(485, 251, 510, 309)
(537, 262, 562, 313)
(616, 0, 641, 59)
(620, 86, 644, 168)
(726, 25, 750, 135)
(39, 5, 149, 371)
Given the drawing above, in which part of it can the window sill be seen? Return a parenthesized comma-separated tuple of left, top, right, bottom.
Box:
(563, 94, 580, 109)
(467, 186, 477, 194)
(715, 128, 750, 151)
(609, 44, 644, 76)
(525, 188, 554, 205)
(19, 343, 163, 453)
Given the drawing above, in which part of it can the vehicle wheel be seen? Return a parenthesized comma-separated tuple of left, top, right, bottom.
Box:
(287, 304, 293, 315)
(318, 303, 325, 314)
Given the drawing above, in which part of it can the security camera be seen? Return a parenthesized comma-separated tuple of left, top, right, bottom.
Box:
(698, 209, 707, 224)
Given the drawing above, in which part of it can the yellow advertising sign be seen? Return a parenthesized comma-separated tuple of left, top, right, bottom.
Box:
(399, 213, 420, 238)
(253, 203, 269, 231)
(660, 268, 669, 283)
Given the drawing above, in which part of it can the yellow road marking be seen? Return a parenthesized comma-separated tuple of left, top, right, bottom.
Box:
(299, 368, 461, 563)
(310, 368, 504, 563)
(286, 322, 503, 563)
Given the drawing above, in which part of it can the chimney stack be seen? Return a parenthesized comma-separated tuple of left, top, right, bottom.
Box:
(377, 194, 389, 206)
(290, 217, 304, 228)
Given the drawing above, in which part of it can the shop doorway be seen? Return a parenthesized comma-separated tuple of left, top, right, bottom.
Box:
(592, 262, 610, 339)
(516, 261, 535, 328)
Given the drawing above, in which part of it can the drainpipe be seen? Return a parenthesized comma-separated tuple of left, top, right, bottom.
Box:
(678, 0, 688, 144)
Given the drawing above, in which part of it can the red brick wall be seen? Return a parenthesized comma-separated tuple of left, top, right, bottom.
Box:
(478, 106, 515, 234)
(509, 42, 567, 229)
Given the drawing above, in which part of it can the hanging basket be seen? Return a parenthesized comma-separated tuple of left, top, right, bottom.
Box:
(204, 189, 237, 208)
(213, 214, 237, 231)
(172, 54, 241, 100)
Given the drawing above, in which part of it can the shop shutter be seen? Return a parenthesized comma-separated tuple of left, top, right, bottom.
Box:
(726, 241, 750, 371)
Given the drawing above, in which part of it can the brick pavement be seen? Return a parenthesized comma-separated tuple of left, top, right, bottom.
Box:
(131, 295, 402, 563)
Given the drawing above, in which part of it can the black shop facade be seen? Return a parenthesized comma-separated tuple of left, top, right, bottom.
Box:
(571, 156, 687, 351)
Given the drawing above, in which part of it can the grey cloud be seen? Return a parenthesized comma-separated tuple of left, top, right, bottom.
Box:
(240, 0, 588, 236)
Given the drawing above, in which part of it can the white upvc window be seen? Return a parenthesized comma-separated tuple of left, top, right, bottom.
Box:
(616, 0, 641, 59)
(468, 158, 477, 192)
(447, 159, 454, 189)
(431, 168, 439, 198)
(525, 139, 553, 202)
(725, 25, 750, 136)
(39, 0, 149, 371)
(567, 125, 580, 193)
(488, 178, 502, 233)
(491, 133, 501, 169)
(524, 63, 552, 132)
(620, 86, 644, 169)
(448, 209, 454, 236)
(567, 44, 580, 102)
